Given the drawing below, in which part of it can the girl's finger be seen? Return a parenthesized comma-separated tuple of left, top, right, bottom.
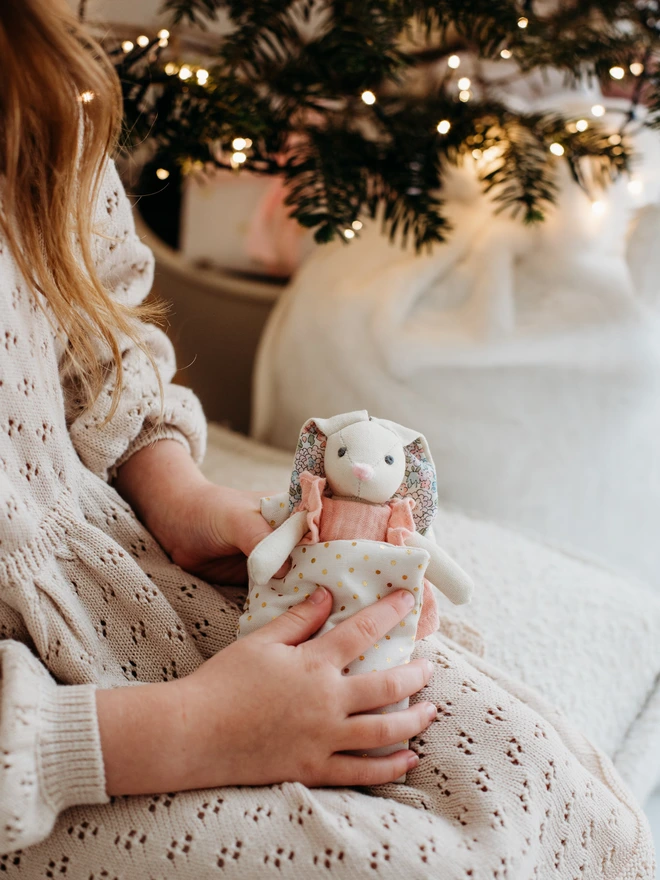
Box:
(340, 702, 437, 751)
(311, 590, 415, 669)
(321, 750, 419, 788)
(345, 659, 433, 714)
(253, 586, 332, 646)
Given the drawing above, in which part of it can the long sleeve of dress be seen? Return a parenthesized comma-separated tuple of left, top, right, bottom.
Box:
(0, 154, 209, 855)
(64, 158, 207, 481)
(0, 639, 107, 853)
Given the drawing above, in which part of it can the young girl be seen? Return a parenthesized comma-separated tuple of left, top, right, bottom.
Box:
(0, 2, 653, 877)
(0, 0, 436, 850)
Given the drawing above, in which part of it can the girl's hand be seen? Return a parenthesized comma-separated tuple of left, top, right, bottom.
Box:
(97, 588, 436, 794)
(115, 440, 278, 583)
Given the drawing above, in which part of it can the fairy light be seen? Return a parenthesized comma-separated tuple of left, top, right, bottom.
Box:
(518, 16, 528, 28)
(179, 66, 193, 81)
(159, 37, 169, 47)
(608, 133, 621, 145)
(352, 220, 363, 230)
(136, 34, 149, 47)
(591, 104, 605, 117)
(630, 62, 644, 76)
(164, 62, 177, 75)
(448, 55, 460, 69)
(472, 148, 482, 159)
(575, 119, 588, 132)
(361, 90, 376, 105)
(196, 69, 209, 85)
(232, 137, 248, 150)
(437, 119, 451, 134)
(549, 142, 564, 156)
(458, 76, 471, 90)
(158, 29, 170, 40)
(591, 200, 605, 216)
(459, 90, 471, 102)
(628, 179, 643, 195)
(609, 66, 625, 80)
(156, 168, 170, 180)
(343, 228, 356, 239)
(500, 48, 512, 59)
(121, 40, 134, 52)
(482, 146, 501, 162)
(232, 151, 247, 165)
(79, 90, 95, 103)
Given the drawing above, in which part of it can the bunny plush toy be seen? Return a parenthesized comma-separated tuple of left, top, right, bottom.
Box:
(239, 411, 473, 763)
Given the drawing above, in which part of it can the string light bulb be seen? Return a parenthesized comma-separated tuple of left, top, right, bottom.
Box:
(575, 119, 588, 132)
(352, 220, 363, 230)
(608, 133, 621, 145)
(630, 62, 644, 76)
(136, 35, 149, 47)
(232, 137, 247, 150)
(361, 90, 376, 105)
(609, 66, 625, 80)
(196, 69, 209, 85)
(448, 54, 460, 68)
(517, 16, 528, 27)
(591, 104, 605, 117)
(591, 200, 605, 216)
(458, 77, 471, 90)
(158, 29, 170, 40)
(549, 142, 565, 156)
(179, 66, 192, 81)
(343, 228, 356, 239)
(459, 90, 471, 102)
(232, 151, 247, 165)
(121, 40, 134, 52)
(156, 168, 170, 180)
(79, 90, 95, 103)
(164, 62, 177, 75)
(437, 119, 451, 134)
(500, 48, 512, 59)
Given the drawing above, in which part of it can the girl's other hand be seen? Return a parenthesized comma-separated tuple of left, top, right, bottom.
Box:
(115, 439, 280, 583)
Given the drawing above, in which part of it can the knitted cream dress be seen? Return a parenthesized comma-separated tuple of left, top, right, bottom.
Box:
(0, 160, 654, 879)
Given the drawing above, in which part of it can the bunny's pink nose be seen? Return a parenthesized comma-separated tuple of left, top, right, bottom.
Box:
(352, 462, 374, 482)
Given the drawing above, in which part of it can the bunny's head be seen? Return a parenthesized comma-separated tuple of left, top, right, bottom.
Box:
(289, 411, 438, 533)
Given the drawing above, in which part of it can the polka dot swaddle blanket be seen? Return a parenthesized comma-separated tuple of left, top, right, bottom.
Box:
(238, 518, 430, 761)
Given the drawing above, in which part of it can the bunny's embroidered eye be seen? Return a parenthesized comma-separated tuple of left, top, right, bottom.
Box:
(384, 455, 394, 465)
(338, 447, 347, 457)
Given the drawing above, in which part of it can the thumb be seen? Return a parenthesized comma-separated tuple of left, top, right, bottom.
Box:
(255, 587, 332, 646)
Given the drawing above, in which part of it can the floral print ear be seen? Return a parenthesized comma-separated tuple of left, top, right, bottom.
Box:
(289, 419, 328, 510)
(394, 436, 438, 534)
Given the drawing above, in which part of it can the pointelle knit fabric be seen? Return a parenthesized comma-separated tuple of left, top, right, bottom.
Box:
(0, 158, 654, 878)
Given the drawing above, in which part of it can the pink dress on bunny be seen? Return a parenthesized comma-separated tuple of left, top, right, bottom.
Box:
(297, 472, 439, 638)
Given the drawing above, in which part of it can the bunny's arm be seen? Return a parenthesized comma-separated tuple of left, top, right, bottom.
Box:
(248, 511, 310, 586)
(403, 532, 474, 605)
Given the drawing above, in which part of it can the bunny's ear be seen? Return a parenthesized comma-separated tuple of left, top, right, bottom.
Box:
(312, 411, 368, 438)
(373, 417, 438, 535)
(288, 418, 328, 510)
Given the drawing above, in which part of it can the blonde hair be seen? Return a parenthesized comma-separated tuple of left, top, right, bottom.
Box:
(0, 0, 161, 421)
